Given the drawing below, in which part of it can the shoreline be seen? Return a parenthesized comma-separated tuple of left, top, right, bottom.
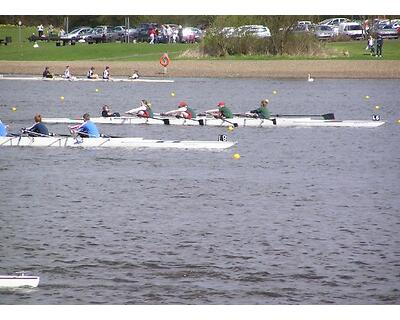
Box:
(0, 60, 400, 79)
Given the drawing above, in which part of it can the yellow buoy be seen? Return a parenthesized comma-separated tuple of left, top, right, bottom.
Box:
(233, 153, 241, 160)
(272, 90, 277, 94)
(227, 126, 234, 132)
(171, 92, 176, 97)
(375, 105, 380, 110)
(60, 96, 65, 101)
(365, 95, 370, 99)
(397, 119, 400, 124)
(11, 107, 17, 112)
(95, 88, 99, 92)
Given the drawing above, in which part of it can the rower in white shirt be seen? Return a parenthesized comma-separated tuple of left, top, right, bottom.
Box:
(103, 66, 111, 80)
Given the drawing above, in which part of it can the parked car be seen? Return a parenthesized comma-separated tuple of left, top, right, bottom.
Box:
(112, 26, 138, 41)
(375, 24, 399, 39)
(291, 23, 314, 33)
(314, 25, 336, 40)
(236, 25, 271, 38)
(319, 18, 350, 35)
(60, 27, 93, 41)
(180, 27, 203, 43)
(338, 22, 364, 39)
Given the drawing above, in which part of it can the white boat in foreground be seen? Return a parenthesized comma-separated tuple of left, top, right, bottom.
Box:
(0, 136, 236, 150)
(42, 115, 385, 128)
(0, 75, 174, 83)
(0, 272, 40, 288)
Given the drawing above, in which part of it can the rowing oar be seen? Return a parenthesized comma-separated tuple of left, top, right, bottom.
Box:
(20, 128, 51, 137)
(272, 113, 335, 120)
(204, 112, 238, 127)
(233, 113, 277, 125)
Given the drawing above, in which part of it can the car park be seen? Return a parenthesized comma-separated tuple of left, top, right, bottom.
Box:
(319, 18, 350, 35)
(338, 22, 364, 39)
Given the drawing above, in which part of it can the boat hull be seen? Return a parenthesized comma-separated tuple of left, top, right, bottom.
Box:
(0, 276, 40, 288)
(0, 136, 236, 150)
(42, 116, 385, 128)
(0, 76, 174, 83)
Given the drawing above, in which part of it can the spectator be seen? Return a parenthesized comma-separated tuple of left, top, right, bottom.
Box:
(149, 28, 155, 44)
(376, 35, 383, 58)
(178, 25, 183, 42)
(59, 28, 65, 37)
(48, 24, 54, 36)
(37, 24, 44, 37)
(166, 25, 173, 43)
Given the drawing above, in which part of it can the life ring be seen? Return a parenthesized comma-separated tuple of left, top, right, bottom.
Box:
(160, 53, 170, 67)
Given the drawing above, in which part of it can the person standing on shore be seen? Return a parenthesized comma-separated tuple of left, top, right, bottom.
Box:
(37, 24, 44, 37)
(376, 35, 383, 58)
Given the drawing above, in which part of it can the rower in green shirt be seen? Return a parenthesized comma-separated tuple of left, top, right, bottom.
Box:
(205, 102, 233, 119)
(246, 99, 271, 119)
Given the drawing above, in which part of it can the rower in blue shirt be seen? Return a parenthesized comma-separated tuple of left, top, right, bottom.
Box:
(0, 119, 7, 136)
(74, 113, 100, 138)
(24, 114, 49, 136)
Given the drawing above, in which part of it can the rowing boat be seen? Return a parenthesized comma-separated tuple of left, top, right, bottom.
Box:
(41, 116, 385, 128)
(0, 75, 174, 83)
(0, 272, 40, 288)
(0, 136, 236, 150)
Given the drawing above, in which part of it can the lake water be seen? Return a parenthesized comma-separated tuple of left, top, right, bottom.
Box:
(0, 77, 399, 304)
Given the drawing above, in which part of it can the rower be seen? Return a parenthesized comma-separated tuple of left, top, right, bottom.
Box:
(70, 113, 100, 138)
(246, 99, 271, 119)
(205, 102, 233, 119)
(63, 65, 71, 79)
(23, 114, 49, 136)
(87, 66, 99, 79)
(125, 100, 154, 118)
(130, 70, 140, 79)
(163, 101, 196, 119)
(102, 105, 120, 117)
(102, 66, 111, 80)
(0, 119, 7, 136)
(42, 66, 53, 78)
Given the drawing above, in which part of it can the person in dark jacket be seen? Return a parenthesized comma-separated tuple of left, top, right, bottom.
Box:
(23, 114, 49, 136)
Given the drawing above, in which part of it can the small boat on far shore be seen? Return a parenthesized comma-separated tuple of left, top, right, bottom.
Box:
(0, 272, 40, 288)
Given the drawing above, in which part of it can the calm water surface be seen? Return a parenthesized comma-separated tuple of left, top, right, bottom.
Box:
(0, 77, 399, 304)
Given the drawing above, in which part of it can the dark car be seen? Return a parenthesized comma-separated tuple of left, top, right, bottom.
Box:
(85, 26, 118, 43)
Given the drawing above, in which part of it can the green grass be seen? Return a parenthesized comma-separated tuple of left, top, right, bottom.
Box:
(1, 25, 399, 61)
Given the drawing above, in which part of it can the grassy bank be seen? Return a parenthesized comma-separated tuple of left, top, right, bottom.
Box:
(1, 25, 399, 61)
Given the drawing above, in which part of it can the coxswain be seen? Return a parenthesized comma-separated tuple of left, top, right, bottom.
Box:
(163, 101, 196, 119)
(102, 66, 111, 80)
(130, 70, 140, 79)
(23, 114, 49, 136)
(42, 66, 53, 78)
(125, 100, 154, 118)
(0, 119, 8, 136)
(205, 102, 233, 119)
(70, 113, 100, 138)
(246, 99, 271, 119)
(87, 66, 99, 79)
(63, 65, 72, 79)
(101, 105, 120, 117)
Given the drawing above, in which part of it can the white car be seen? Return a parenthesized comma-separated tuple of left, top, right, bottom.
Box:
(319, 18, 350, 35)
(237, 25, 271, 38)
(60, 27, 93, 41)
(338, 22, 365, 39)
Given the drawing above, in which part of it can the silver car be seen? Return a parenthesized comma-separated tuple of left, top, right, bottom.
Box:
(60, 27, 93, 41)
(376, 24, 398, 39)
(314, 25, 335, 40)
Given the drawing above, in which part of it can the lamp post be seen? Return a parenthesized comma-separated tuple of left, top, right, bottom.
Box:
(18, 20, 22, 44)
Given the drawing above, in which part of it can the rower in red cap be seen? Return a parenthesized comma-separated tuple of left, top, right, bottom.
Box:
(163, 101, 196, 119)
(205, 101, 233, 119)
